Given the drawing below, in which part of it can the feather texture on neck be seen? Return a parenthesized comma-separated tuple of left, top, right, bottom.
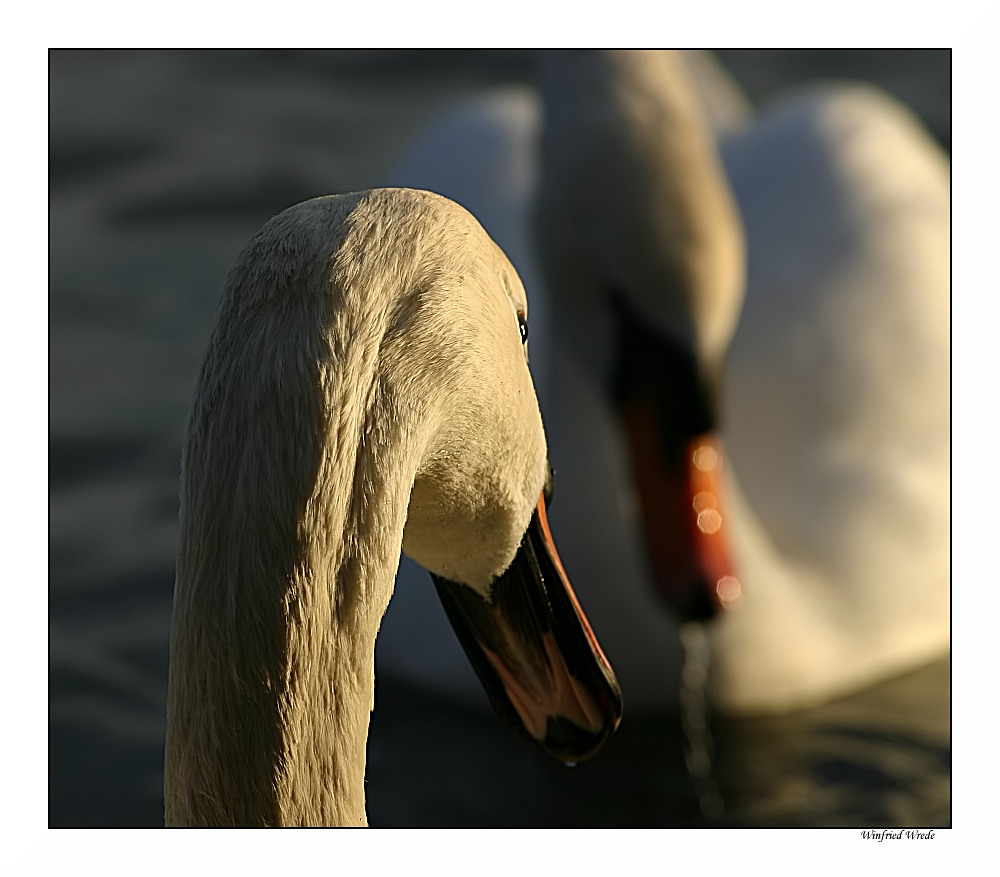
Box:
(165, 189, 547, 825)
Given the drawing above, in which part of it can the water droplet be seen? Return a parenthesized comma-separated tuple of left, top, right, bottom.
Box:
(679, 623, 725, 821)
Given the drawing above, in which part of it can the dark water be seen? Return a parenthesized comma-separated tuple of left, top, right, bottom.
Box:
(49, 49, 951, 831)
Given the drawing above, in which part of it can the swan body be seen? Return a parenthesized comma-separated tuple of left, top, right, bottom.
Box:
(379, 51, 950, 715)
(164, 188, 620, 826)
(711, 80, 951, 711)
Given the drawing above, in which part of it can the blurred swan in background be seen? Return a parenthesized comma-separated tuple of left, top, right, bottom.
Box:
(377, 50, 950, 716)
(164, 189, 620, 825)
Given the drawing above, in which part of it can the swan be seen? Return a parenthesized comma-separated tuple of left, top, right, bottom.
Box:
(539, 49, 951, 713)
(163, 188, 621, 826)
(378, 51, 950, 716)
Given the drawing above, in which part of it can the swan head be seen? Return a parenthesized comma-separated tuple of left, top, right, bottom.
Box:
(393, 229, 545, 595)
(536, 50, 745, 380)
(324, 189, 623, 762)
(167, 188, 621, 825)
(535, 51, 745, 620)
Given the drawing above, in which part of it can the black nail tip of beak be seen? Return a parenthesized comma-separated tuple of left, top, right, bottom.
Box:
(654, 576, 719, 622)
(542, 716, 615, 765)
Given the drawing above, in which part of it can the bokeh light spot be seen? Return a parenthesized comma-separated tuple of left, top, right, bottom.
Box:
(716, 575, 742, 605)
(697, 509, 722, 534)
(692, 444, 719, 472)
(692, 490, 717, 512)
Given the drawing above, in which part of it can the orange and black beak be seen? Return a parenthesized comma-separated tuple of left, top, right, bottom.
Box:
(619, 404, 742, 619)
(432, 488, 622, 764)
(611, 292, 742, 621)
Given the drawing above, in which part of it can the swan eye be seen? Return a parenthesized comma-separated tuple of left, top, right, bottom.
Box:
(517, 312, 529, 345)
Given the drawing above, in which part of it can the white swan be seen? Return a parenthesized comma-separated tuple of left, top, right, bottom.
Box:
(379, 51, 950, 716)
(715, 67, 951, 712)
(163, 188, 621, 826)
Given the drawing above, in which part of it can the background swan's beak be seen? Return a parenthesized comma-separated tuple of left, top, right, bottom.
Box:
(619, 398, 742, 620)
(609, 292, 741, 620)
(431, 492, 622, 764)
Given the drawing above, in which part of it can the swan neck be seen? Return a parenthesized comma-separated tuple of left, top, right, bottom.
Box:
(165, 195, 426, 826)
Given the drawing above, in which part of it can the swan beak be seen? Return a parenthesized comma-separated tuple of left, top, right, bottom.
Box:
(620, 397, 742, 620)
(431, 492, 622, 764)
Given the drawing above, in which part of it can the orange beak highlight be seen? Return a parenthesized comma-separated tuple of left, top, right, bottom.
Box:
(620, 396, 742, 620)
